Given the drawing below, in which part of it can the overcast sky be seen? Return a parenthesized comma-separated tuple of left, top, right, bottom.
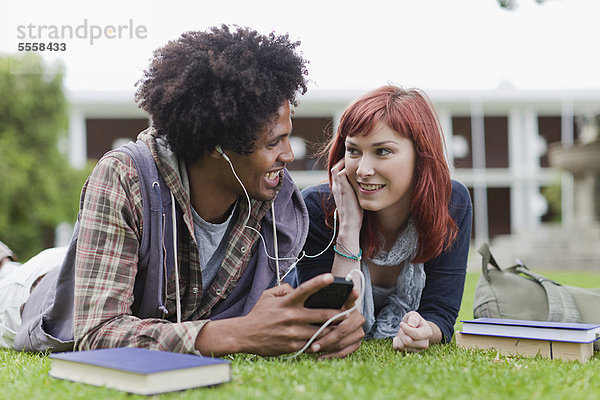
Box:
(2, 0, 600, 95)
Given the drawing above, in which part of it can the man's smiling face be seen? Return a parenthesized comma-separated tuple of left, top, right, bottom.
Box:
(227, 102, 294, 201)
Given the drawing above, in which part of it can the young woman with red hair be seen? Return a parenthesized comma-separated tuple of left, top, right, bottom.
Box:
(297, 85, 472, 352)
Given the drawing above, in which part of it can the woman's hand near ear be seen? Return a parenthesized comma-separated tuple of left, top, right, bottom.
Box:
(330, 159, 363, 252)
(330, 159, 364, 302)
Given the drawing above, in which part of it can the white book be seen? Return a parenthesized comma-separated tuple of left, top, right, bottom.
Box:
(460, 318, 600, 343)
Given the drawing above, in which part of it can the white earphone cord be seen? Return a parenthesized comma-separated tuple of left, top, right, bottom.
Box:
(284, 268, 365, 359)
(222, 150, 338, 285)
(170, 191, 182, 323)
(222, 149, 364, 359)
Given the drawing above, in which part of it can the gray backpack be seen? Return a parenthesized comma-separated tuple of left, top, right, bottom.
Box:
(473, 243, 600, 350)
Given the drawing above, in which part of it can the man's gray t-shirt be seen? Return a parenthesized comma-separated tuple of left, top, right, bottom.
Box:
(190, 202, 237, 292)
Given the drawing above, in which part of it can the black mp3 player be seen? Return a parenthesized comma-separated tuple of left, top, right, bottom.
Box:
(304, 277, 354, 309)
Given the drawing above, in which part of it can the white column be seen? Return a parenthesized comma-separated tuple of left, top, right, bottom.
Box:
(509, 108, 526, 233)
(560, 99, 575, 226)
(561, 99, 574, 146)
(524, 108, 544, 229)
(437, 107, 454, 171)
(68, 108, 87, 169)
(471, 101, 488, 243)
(332, 108, 344, 137)
(561, 173, 575, 227)
(509, 108, 545, 232)
(56, 108, 85, 247)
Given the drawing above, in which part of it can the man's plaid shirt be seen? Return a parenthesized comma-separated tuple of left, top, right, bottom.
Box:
(73, 131, 273, 354)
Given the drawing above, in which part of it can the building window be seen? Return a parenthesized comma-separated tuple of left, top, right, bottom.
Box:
(86, 118, 150, 160)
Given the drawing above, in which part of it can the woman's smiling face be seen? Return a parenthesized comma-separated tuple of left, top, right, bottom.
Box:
(344, 122, 416, 216)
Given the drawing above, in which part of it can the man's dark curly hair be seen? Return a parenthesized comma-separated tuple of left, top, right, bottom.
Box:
(134, 24, 308, 163)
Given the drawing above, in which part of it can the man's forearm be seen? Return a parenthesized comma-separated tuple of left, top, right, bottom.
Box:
(194, 318, 245, 356)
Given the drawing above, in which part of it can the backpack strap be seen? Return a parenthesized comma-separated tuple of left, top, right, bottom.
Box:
(508, 262, 581, 323)
(477, 242, 502, 283)
(111, 140, 175, 318)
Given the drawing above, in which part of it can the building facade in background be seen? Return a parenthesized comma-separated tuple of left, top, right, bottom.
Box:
(66, 88, 600, 248)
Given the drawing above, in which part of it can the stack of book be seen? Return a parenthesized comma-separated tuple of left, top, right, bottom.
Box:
(455, 318, 600, 362)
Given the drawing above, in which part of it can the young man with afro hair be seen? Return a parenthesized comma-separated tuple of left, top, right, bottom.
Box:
(12, 25, 365, 358)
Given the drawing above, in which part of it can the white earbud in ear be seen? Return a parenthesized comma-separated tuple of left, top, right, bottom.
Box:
(215, 145, 230, 162)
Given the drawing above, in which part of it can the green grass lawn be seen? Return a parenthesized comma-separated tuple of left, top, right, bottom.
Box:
(3, 270, 600, 400)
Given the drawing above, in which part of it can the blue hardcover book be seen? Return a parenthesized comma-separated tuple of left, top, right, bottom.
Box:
(49, 347, 231, 395)
(460, 318, 600, 343)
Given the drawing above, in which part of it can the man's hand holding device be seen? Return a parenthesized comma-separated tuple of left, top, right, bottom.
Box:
(197, 273, 364, 358)
(304, 277, 354, 309)
(301, 275, 365, 359)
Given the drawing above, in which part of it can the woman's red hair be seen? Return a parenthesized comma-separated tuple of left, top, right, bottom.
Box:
(324, 85, 457, 263)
